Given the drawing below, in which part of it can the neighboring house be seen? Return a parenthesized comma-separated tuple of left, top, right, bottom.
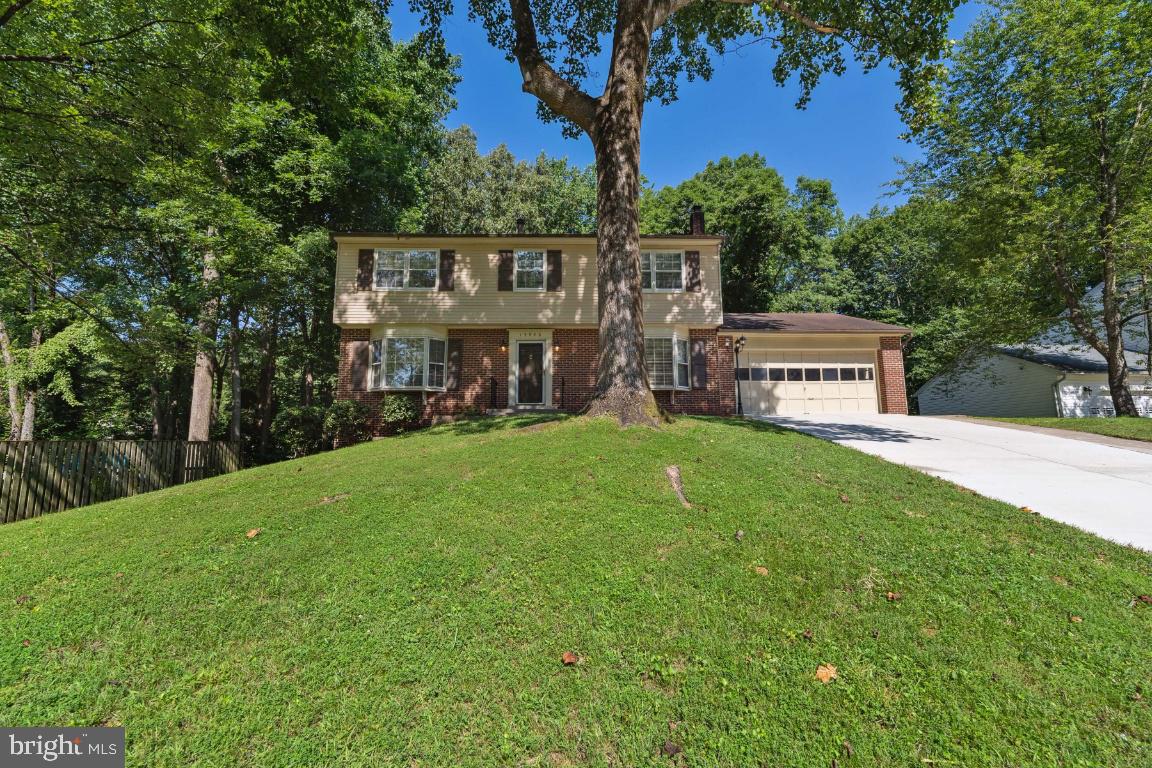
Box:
(917, 345, 1152, 418)
(917, 283, 1152, 418)
(331, 212, 910, 434)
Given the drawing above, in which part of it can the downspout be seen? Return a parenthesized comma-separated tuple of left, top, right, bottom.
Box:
(1052, 371, 1068, 418)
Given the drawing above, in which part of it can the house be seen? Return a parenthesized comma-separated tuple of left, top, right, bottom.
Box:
(917, 283, 1152, 418)
(916, 345, 1152, 417)
(331, 212, 910, 433)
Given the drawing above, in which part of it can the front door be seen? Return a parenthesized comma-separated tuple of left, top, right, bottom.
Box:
(517, 342, 545, 405)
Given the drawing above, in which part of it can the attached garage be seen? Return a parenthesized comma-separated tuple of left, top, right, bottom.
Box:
(720, 313, 911, 416)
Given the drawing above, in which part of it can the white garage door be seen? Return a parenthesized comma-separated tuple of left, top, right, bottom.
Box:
(737, 350, 879, 415)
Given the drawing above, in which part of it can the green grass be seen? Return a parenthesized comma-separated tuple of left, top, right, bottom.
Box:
(2, 416, 1150, 767)
(988, 416, 1152, 443)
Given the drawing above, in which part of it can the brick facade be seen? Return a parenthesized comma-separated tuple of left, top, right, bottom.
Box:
(877, 335, 909, 414)
(336, 326, 739, 436)
(337, 327, 905, 433)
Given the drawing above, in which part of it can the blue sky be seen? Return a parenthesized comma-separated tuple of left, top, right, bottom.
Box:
(390, 3, 983, 217)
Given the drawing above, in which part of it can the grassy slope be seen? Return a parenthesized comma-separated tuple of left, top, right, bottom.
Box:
(989, 417, 1152, 443)
(1, 416, 1150, 767)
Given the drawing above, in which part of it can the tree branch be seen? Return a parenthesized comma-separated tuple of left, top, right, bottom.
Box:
(0, 0, 32, 30)
(508, 0, 598, 134)
(658, 0, 840, 34)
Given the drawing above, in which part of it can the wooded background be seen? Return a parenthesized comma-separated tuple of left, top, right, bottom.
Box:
(2, 0, 1149, 459)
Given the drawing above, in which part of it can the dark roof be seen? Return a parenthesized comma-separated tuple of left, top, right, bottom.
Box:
(999, 344, 1149, 374)
(721, 313, 911, 334)
(330, 231, 723, 241)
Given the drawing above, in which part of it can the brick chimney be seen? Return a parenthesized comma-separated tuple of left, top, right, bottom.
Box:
(689, 204, 705, 235)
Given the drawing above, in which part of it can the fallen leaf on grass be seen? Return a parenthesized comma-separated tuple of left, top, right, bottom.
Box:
(838, 494, 850, 503)
(15, 595, 31, 605)
(561, 651, 579, 666)
(753, 566, 769, 576)
(815, 663, 838, 683)
(21, 639, 30, 647)
(886, 591, 903, 602)
(734, 530, 745, 542)
(661, 741, 682, 757)
(245, 528, 262, 539)
(802, 628, 814, 642)
(1069, 615, 1083, 623)
(320, 493, 350, 504)
(1135, 595, 1152, 605)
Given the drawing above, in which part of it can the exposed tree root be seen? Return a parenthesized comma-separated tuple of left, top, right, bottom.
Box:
(665, 465, 691, 508)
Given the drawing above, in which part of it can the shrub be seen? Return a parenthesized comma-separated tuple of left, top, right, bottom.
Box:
(379, 394, 421, 432)
(271, 406, 327, 458)
(324, 400, 373, 446)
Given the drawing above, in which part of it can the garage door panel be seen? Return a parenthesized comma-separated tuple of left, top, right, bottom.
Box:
(738, 348, 879, 416)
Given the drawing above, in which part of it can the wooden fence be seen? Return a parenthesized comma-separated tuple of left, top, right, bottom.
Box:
(0, 440, 242, 524)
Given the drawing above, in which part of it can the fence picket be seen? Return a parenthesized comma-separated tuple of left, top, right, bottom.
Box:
(0, 440, 242, 523)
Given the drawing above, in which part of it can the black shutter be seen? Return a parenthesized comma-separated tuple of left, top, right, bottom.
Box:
(445, 339, 463, 390)
(498, 250, 514, 291)
(546, 250, 562, 291)
(357, 249, 374, 290)
(690, 338, 709, 389)
(684, 250, 701, 292)
(438, 249, 455, 291)
(350, 340, 369, 390)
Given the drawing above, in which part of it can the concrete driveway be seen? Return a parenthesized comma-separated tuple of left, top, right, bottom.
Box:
(761, 414, 1152, 551)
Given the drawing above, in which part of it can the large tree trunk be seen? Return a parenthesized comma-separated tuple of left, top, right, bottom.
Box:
(17, 325, 39, 440)
(299, 311, 314, 408)
(582, 2, 659, 426)
(187, 244, 220, 441)
(257, 316, 278, 454)
(1097, 162, 1138, 417)
(0, 315, 22, 439)
(230, 306, 242, 443)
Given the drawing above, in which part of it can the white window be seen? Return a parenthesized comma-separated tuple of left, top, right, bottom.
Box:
(374, 249, 438, 289)
(675, 338, 690, 389)
(515, 250, 545, 290)
(369, 336, 448, 390)
(646, 336, 691, 389)
(641, 251, 683, 291)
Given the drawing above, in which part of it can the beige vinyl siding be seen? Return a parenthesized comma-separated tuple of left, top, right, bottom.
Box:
(917, 353, 1060, 417)
(332, 237, 723, 327)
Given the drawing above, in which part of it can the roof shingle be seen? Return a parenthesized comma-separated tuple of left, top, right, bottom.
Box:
(721, 313, 911, 334)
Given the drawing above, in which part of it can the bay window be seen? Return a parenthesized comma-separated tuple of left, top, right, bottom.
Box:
(374, 249, 438, 289)
(369, 336, 448, 390)
(645, 334, 690, 390)
(641, 251, 684, 291)
(515, 250, 545, 290)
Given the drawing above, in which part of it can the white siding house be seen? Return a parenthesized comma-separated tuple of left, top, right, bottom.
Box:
(916, 346, 1152, 418)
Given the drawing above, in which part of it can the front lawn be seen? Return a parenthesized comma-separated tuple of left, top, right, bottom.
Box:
(2, 416, 1150, 766)
(989, 416, 1152, 443)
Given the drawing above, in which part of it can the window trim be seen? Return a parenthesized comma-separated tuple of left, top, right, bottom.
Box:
(368, 335, 448, 392)
(641, 250, 685, 293)
(645, 332, 691, 390)
(513, 249, 546, 292)
(372, 249, 439, 291)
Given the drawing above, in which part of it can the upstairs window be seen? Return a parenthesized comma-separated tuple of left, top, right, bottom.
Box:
(646, 335, 690, 389)
(374, 250, 438, 289)
(515, 250, 545, 290)
(369, 336, 447, 390)
(641, 251, 683, 291)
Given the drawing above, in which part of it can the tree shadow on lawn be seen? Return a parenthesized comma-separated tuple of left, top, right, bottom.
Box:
(710, 415, 937, 444)
(399, 413, 569, 438)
